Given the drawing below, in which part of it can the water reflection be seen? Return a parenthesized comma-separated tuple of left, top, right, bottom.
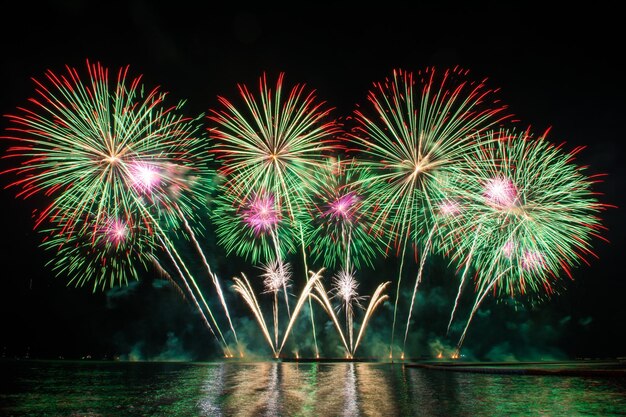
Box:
(198, 362, 224, 416)
(356, 363, 398, 416)
(2, 360, 626, 417)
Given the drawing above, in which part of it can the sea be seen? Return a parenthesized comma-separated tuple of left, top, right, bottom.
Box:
(1, 359, 625, 416)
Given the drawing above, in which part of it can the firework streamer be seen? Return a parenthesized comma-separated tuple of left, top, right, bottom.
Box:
(347, 67, 510, 358)
(455, 265, 512, 353)
(402, 227, 435, 355)
(277, 268, 325, 356)
(352, 281, 392, 356)
(232, 268, 325, 358)
(446, 223, 482, 334)
(177, 206, 239, 346)
(232, 273, 277, 357)
(311, 279, 351, 356)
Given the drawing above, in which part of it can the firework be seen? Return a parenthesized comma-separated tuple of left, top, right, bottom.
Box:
(41, 213, 155, 290)
(445, 128, 608, 351)
(232, 268, 325, 358)
(347, 66, 510, 358)
(2, 60, 211, 234)
(331, 268, 364, 352)
(212, 186, 296, 264)
(260, 259, 292, 346)
(306, 157, 387, 270)
(208, 72, 341, 211)
(312, 276, 391, 358)
(1, 60, 238, 353)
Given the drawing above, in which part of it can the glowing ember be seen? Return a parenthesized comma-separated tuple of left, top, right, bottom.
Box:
(438, 199, 462, 217)
(261, 259, 291, 293)
(502, 239, 516, 259)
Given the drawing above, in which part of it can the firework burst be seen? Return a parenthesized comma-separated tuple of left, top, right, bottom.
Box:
(445, 128, 608, 350)
(347, 66, 511, 357)
(212, 186, 296, 264)
(2, 60, 211, 236)
(208, 72, 341, 217)
(0, 60, 240, 354)
(306, 157, 387, 271)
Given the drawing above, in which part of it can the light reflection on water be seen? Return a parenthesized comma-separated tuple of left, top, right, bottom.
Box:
(1, 360, 626, 416)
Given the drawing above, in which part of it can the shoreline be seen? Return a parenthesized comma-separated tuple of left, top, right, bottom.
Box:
(405, 359, 626, 377)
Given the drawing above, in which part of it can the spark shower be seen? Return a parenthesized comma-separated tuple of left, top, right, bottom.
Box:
(0, 61, 609, 360)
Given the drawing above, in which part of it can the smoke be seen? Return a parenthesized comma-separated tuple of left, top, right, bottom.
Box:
(118, 332, 193, 361)
(90, 238, 599, 363)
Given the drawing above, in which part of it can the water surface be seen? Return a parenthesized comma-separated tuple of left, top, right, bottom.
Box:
(1, 360, 625, 416)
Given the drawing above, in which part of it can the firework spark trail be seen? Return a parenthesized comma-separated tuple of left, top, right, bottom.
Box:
(402, 226, 435, 353)
(299, 224, 319, 357)
(270, 229, 291, 318)
(156, 232, 232, 355)
(232, 274, 277, 357)
(177, 207, 239, 346)
(456, 266, 512, 352)
(273, 291, 279, 347)
(311, 280, 351, 356)
(446, 224, 482, 334)
(158, 234, 220, 346)
(150, 254, 186, 299)
(353, 281, 391, 356)
(389, 225, 411, 359)
(277, 268, 326, 356)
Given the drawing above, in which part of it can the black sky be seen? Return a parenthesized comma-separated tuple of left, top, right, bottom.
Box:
(1, 2, 624, 361)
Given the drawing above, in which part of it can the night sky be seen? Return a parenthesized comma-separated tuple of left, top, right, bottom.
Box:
(1, 3, 623, 362)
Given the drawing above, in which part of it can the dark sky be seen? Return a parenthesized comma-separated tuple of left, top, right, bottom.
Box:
(1, 2, 623, 361)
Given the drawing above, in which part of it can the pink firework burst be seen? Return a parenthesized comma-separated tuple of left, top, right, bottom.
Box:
(522, 249, 545, 271)
(103, 218, 128, 245)
(483, 176, 518, 209)
(129, 162, 161, 194)
(438, 199, 462, 217)
(241, 192, 280, 235)
(325, 192, 360, 223)
(502, 239, 516, 259)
